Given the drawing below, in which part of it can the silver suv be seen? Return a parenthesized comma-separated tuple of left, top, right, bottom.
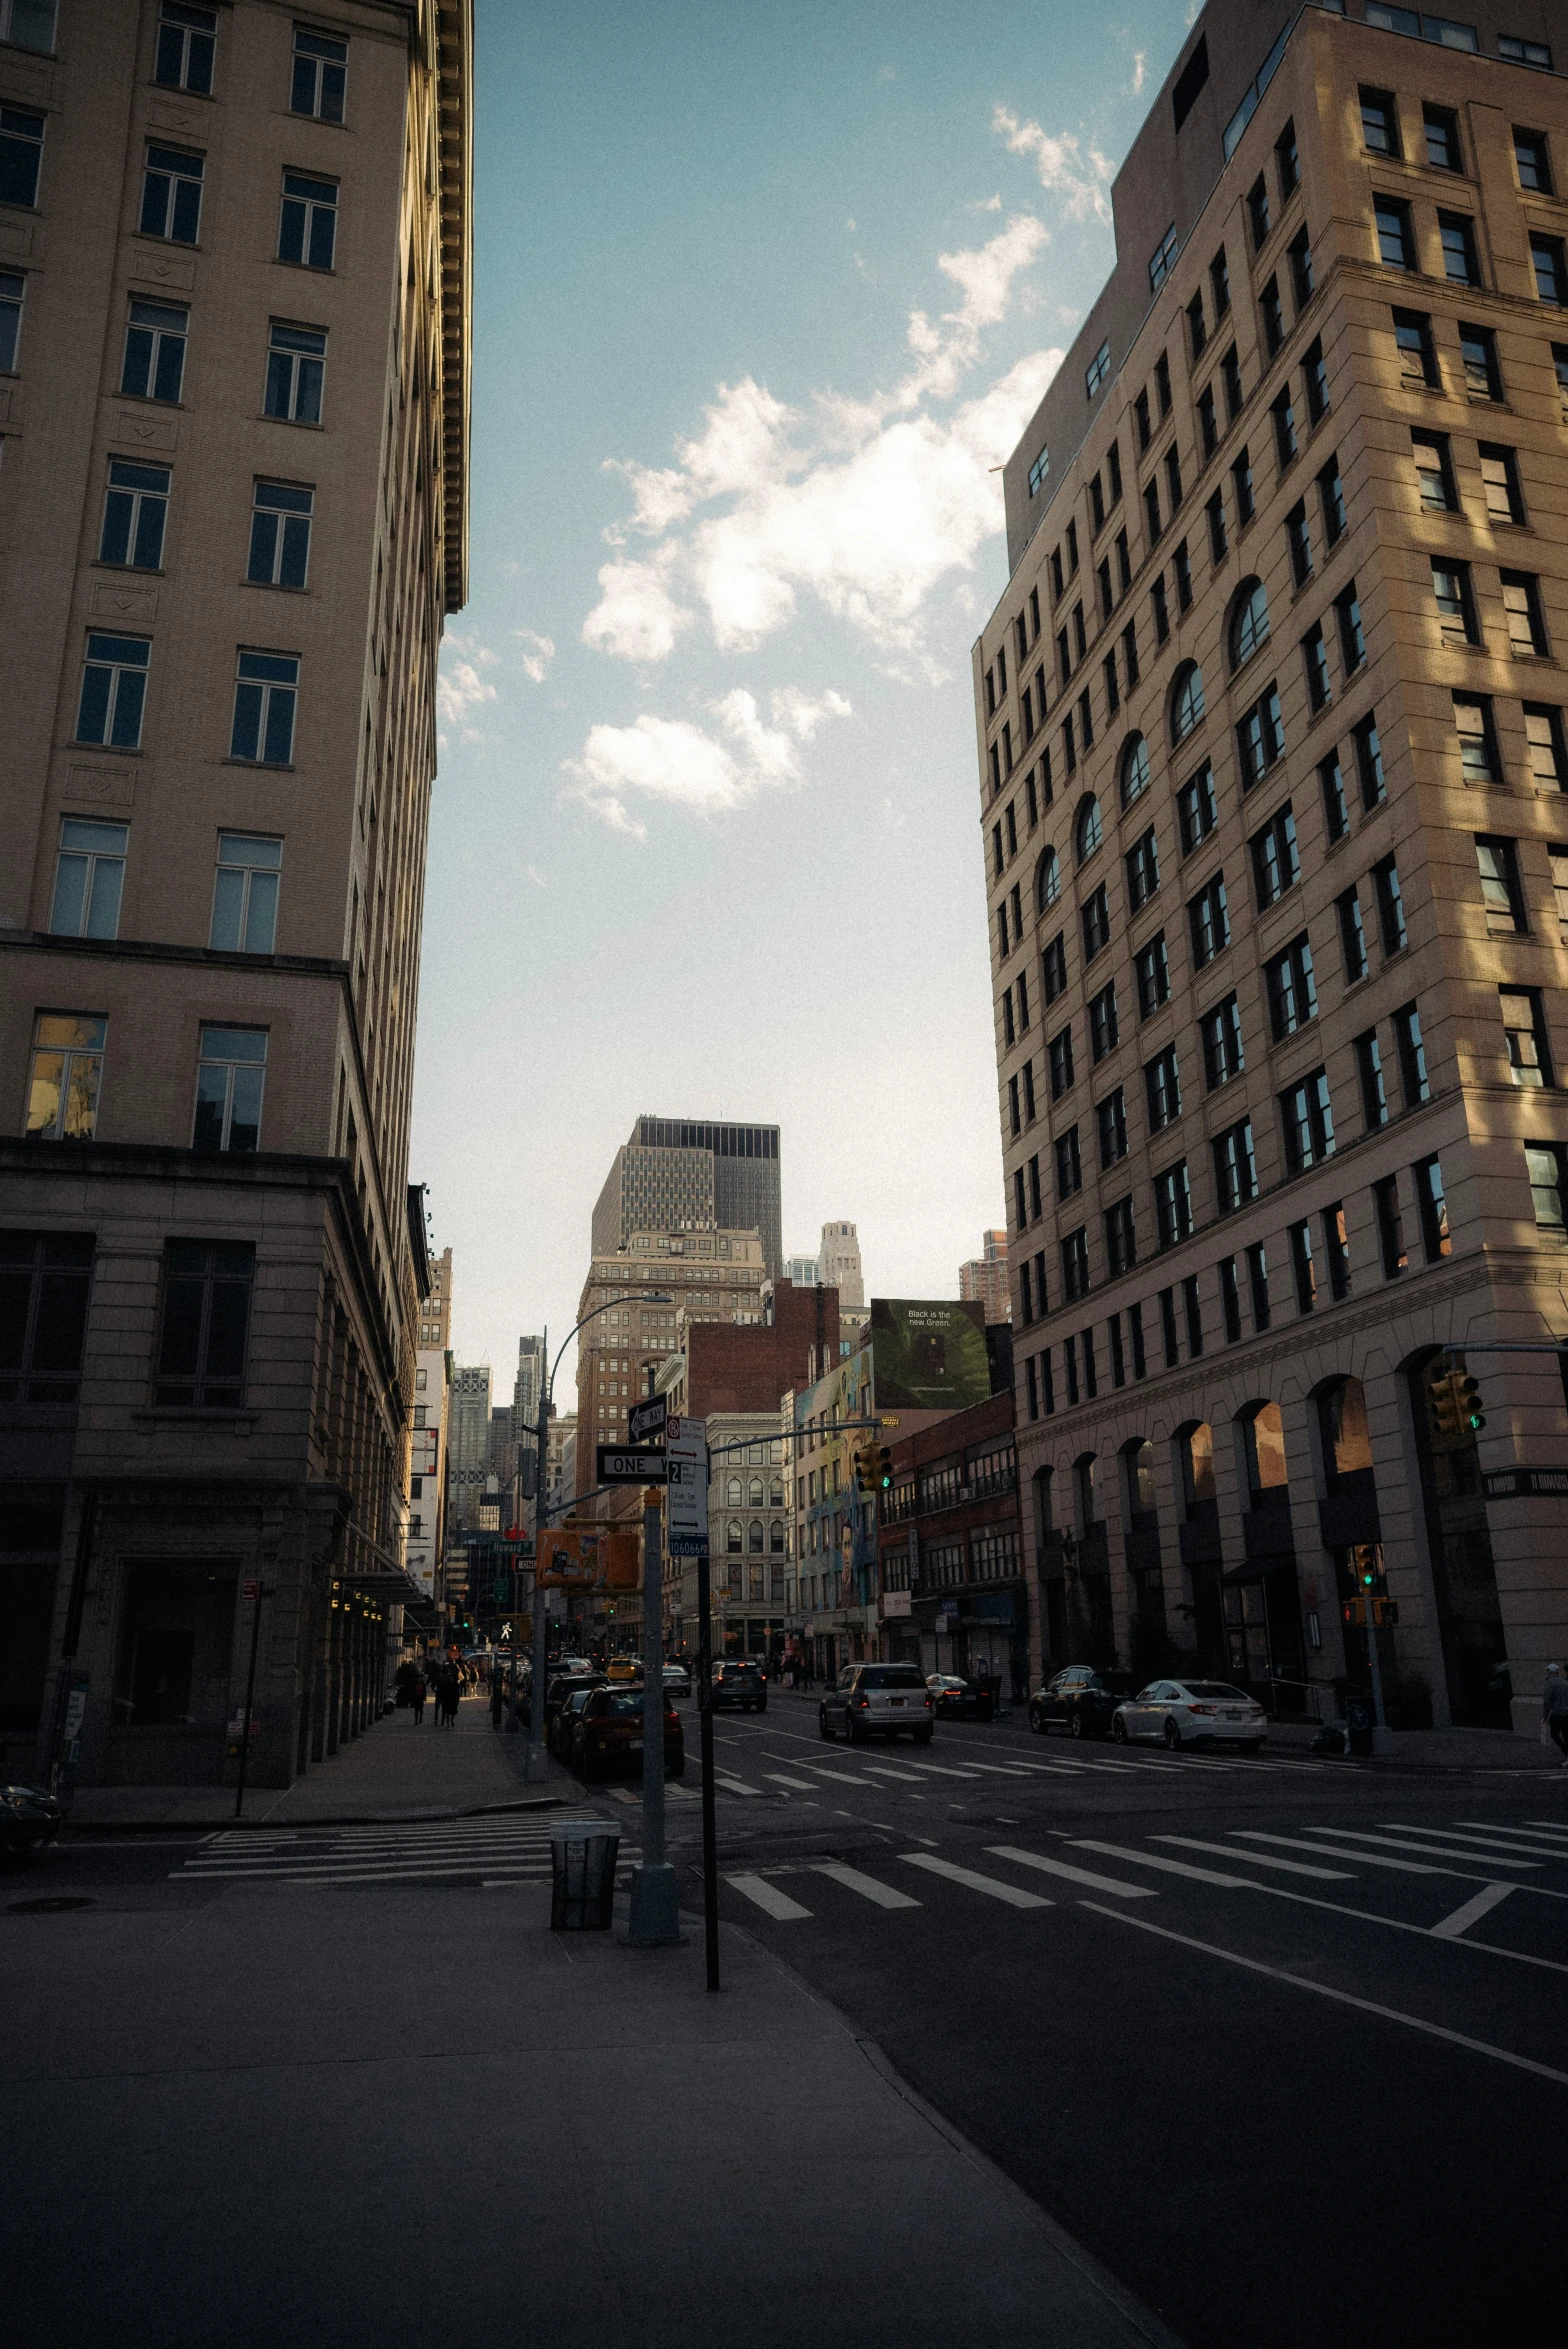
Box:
(819, 1662, 934, 1745)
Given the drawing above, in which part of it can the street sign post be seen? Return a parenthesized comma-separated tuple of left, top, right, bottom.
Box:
(665, 1414, 708, 1557)
(665, 1416, 718, 1985)
(628, 1393, 667, 1446)
(596, 1443, 667, 1484)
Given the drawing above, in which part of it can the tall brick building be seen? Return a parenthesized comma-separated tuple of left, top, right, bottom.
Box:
(978, 0, 1565, 1724)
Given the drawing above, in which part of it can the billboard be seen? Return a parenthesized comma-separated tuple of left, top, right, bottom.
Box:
(869, 1299, 990, 1410)
(537, 1527, 640, 1590)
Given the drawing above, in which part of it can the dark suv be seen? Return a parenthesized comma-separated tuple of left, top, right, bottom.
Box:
(709, 1660, 767, 1713)
(1029, 1666, 1141, 1740)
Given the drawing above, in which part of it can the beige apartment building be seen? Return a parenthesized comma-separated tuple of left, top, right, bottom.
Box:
(0, 0, 470, 1789)
(959, 1228, 1012, 1323)
(574, 1227, 766, 1487)
(977, 0, 1566, 1733)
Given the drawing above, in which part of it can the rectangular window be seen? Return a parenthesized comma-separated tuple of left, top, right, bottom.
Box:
(1248, 1242, 1271, 1332)
(1188, 873, 1230, 966)
(193, 1026, 266, 1154)
(1265, 933, 1318, 1039)
(1355, 1029, 1389, 1129)
(1220, 1257, 1242, 1343)
(1081, 882, 1111, 962)
(1030, 1153, 1043, 1220)
(1374, 1177, 1407, 1279)
(1064, 1335, 1079, 1406)
(1164, 445, 1184, 514)
(1424, 104, 1461, 171)
(1361, 86, 1399, 155)
(50, 820, 127, 940)
(1531, 235, 1568, 307)
(0, 266, 22, 371)
(1198, 384, 1217, 458)
(1231, 448, 1255, 528)
(1393, 308, 1439, 389)
(1501, 570, 1548, 658)
(1288, 229, 1314, 311)
(0, 1229, 94, 1406)
(1431, 558, 1478, 646)
(1089, 982, 1119, 1063)
(1414, 1156, 1451, 1262)
(1200, 993, 1244, 1090)
(1357, 716, 1389, 812)
(1302, 624, 1331, 715)
(1206, 490, 1227, 565)
(1154, 1160, 1192, 1251)
(1524, 705, 1568, 791)
(1525, 1143, 1567, 1229)
(247, 480, 313, 588)
(24, 1013, 105, 1141)
(121, 299, 187, 404)
(1145, 1044, 1182, 1132)
(1049, 1026, 1075, 1100)
(210, 834, 281, 954)
(1135, 932, 1169, 1017)
(1459, 321, 1501, 400)
(1375, 197, 1415, 271)
(0, 104, 43, 208)
(1151, 574, 1169, 646)
(1041, 933, 1067, 1003)
(1105, 1197, 1137, 1278)
(1027, 443, 1050, 498)
(1144, 479, 1162, 546)
(1438, 211, 1480, 287)
(1086, 338, 1111, 397)
(1117, 531, 1132, 595)
(1453, 692, 1500, 784)
(1501, 987, 1553, 1087)
(1102, 649, 1119, 715)
(264, 321, 326, 424)
(1213, 1119, 1258, 1214)
(153, 1240, 255, 1410)
(99, 460, 169, 570)
(1318, 455, 1346, 546)
(1500, 35, 1552, 66)
(1321, 751, 1349, 844)
(1373, 855, 1407, 953)
(1183, 1274, 1204, 1359)
(1134, 390, 1151, 452)
(278, 172, 338, 271)
(230, 650, 299, 764)
(1336, 584, 1367, 672)
(1394, 1001, 1431, 1107)
(1552, 848, 1568, 939)
(140, 145, 203, 245)
(1411, 430, 1456, 512)
(1097, 1087, 1128, 1168)
(1056, 1126, 1082, 1199)
(1324, 1203, 1351, 1300)
(1159, 1286, 1179, 1367)
(1251, 805, 1299, 907)
(1237, 684, 1285, 789)
(292, 26, 348, 121)
(1475, 834, 1525, 933)
(1303, 337, 1330, 424)
(1339, 886, 1369, 983)
(155, 3, 217, 94)
(1514, 127, 1553, 195)
(1023, 1058, 1036, 1122)
(1177, 763, 1217, 855)
(1290, 1219, 1315, 1313)
(1148, 224, 1179, 295)
(1061, 1229, 1090, 1303)
(1478, 443, 1524, 526)
(1211, 248, 1230, 318)
(1286, 499, 1313, 586)
(1248, 174, 1271, 250)
(75, 634, 149, 750)
(1280, 1068, 1335, 1174)
(1155, 354, 1172, 417)
(1126, 826, 1160, 911)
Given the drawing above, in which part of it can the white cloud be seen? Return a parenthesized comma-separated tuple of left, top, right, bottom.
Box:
(581, 217, 1060, 680)
(514, 628, 556, 684)
(563, 687, 851, 839)
(992, 104, 1114, 225)
(1129, 51, 1147, 95)
(436, 633, 498, 736)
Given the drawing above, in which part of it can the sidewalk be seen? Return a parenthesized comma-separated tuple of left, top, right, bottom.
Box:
(66, 1696, 570, 1829)
(3, 1870, 1182, 2349)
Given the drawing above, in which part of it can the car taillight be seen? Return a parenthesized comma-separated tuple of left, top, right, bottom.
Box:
(855, 1696, 870, 1709)
(1189, 1703, 1217, 1715)
(923, 1694, 932, 1707)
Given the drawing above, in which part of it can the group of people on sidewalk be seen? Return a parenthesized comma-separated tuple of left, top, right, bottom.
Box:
(393, 1660, 462, 1727)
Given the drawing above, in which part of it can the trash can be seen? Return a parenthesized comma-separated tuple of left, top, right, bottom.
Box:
(549, 1821, 621, 1931)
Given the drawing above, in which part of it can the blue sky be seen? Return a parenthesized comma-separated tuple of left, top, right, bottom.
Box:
(410, 0, 1196, 1394)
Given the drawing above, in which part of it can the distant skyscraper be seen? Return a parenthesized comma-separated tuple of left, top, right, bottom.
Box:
(960, 1231, 1011, 1324)
(448, 1365, 492, 1531)
(819, 1222, 864, 1309)
(592, 1116, 782, 1277)
(785, 1254, 821, 1288)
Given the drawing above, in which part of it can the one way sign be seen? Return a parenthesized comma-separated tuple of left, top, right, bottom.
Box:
(628, 1393, 667, 1445)
(597, 1444, 667, 1485)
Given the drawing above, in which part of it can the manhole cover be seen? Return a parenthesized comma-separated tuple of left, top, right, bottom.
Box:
(6, 1895, 95, 1915)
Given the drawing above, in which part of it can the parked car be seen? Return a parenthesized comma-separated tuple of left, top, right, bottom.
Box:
(0, 1782, 61, 1858)
(710, 1660, 767, 1713)
(926, 1673, 995, 1722)
(1112, 1679, 1268, 1751)
(544, 1673, 604, 1758)
(820, 1662, 934, 1744)
(572, 1685, 685, 1781)
(662, 1661, 693, 1701)
(1028, 1666, 1142, 1740)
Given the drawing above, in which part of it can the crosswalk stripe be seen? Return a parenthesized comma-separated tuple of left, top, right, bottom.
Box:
(898, 1853, 1051, 1909)
(815, 1862, 921, 1910)
(1380, 1824, 1568, 1862)
(765, 1772, 822, 1792)
(728, 1873, 811, 1921)
(862, 1763, 929, 1782)
(800, 1766, 878, 1786)
(1431, 1883, 1516, 1939)
(985, 1845, 1157, 1899)
(1070, 1839, 1252, 1889)
(1154, 1835, 1353, 1880)
(896, 1762, 987, 1778)
(1521, 1820, 1568, 1838)
(1233, 1832, 1442, 1874)
(1463, 1820, 1568, 1843)
(1308, 1829, 1539, 1870)
(715, 1776, 764, 1795)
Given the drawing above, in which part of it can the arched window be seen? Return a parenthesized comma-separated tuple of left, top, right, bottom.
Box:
(726, 1519, 743, 1555)
(1171, 662, 1206, 745)
(1073, 1451, 1099, 1531)
(748, 1475, 764, 1509)
(726, 1476, 742, 1509)
(1229, 578, 1270, 670)
(768, 1476, 784, 1508)
(1036, 845, 1060, 911)
(1075, 797, 1103, 864)
(1119, 732, 1151, 809)
(1124, 1437, 1156, 1516)
(769, 1518, 785, 1553)
(1178, 1422, 1215, 1511)
(1316, 1377, 1374, 1492)
(748, 1518, 764, 1554)
(1241, 1400, 1288, 1497)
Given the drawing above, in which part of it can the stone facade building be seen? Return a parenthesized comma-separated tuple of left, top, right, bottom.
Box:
(0, 0, 470, 1789)
(978, 0, 1565, 1728)
(574, 1227, 766, 1485)
(959, 1228, 1012, 1323)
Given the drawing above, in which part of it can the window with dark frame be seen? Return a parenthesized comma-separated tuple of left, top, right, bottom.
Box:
(1280, 1068, 1335, 1175)
(153, 1240, 255, 1410)
(0, 1231, 95, 1405)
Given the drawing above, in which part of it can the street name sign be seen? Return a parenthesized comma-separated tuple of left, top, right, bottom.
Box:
(628, 1394, 667, 1445)
(665, 1414, 709, 1556)
(597, 1443, 668, 1484)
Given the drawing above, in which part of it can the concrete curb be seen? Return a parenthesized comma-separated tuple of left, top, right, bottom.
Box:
(60, 1794, 565, 1837)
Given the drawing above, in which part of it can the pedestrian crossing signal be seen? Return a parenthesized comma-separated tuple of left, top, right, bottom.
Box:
(870, 1444, 894, 1492)
(1455, 1373, 1485, 1433)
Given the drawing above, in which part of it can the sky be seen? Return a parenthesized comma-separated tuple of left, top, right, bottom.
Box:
(409, 0, 1198, 1401)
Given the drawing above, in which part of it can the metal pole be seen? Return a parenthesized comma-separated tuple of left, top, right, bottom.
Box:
(629, 1489, 679, 1943)
(696, 1539, 719, 1990)
(234, 1581, 268, 1819)
(527, 1324, 549, 1780)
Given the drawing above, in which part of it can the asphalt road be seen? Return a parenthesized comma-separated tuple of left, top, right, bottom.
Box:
(11, 1693, 1565, 2348)
(665, 1692, 1567, 2349)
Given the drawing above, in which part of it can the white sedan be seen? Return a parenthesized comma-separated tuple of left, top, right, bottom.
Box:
(1112, 1679, 1267, 1751)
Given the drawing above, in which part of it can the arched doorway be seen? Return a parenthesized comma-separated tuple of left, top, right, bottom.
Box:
(1226, 1402, 1307, 1712)
(1121, 1438, 1168, 1674)
(1175, 1421, 1223, 1672)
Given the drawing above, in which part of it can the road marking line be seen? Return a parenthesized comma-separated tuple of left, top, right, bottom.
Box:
(715, 1776, 764, 1796)
(898, 1853, 1051, 1908)
(1431, 1882, 1516, 1939)
(1521, 1820, 1568, 1837)
(815, 1862, 921, 1910)
(986, 1845, 1157, 1899)
(1380, 1825, 1568, 1862)
(800, 1766, 881, 1786)
(861, 1763, 929, 1782)
(1232, 1831, 1443, 1875)
(1306, 1829, 1539, 1870)
(1078, 1906, 1568, 2084)
(1071, 1839, 1251, 1888)
(765, 1772, 822, 1793)
(896, 1762, 987, 1778)
(727, 1873, 811, 1921)
(1460, 1820, 1568, 1843)
(1154, 1836, 1354, 1879)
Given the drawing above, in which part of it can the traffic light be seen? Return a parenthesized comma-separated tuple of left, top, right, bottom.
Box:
(1371, 1596, 1400, 1629)
(873, 1444, 894, 1492)
(1341, 1596, 1366, 1628)
(1427, 1370, 1462, 1442)
(853, 1448, 872, 1495)
(1455, 1372, 1485, 1434)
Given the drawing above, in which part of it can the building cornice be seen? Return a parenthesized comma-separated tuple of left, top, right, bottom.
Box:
(434, 0, 472, 615)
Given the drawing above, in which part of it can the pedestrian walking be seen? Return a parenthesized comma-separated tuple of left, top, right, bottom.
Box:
(1544, 1662, 1568, 1764)
(410, 1673, 426, 1725)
